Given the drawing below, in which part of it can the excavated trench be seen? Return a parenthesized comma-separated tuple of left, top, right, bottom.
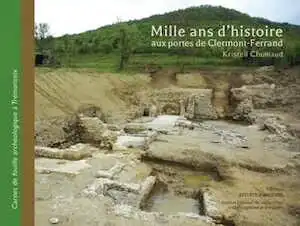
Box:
(141, 179, 205, 215)
(36, 112, 294, 225)
(137, 162, 237, 226)
(141, 155, 224, 181)
(136, 155, 238, 225)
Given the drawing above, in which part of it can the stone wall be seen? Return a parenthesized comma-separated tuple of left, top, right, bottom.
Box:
(230, 83, 276, 121)
(139, 88, 218, 120)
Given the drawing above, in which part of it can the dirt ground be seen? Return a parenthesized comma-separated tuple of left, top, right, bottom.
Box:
(35, 68, 152, 121)
(35, 66, 300, 226)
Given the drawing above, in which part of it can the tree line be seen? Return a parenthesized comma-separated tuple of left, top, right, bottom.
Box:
(35, 5, 300, 70)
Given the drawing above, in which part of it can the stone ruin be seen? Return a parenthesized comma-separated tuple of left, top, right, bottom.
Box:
(138, 88, 218, 120)
(35, 66, 300, 226)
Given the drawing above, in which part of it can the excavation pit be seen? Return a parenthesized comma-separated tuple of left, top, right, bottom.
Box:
(137, 159, 222, 216)
(141, 180, 205, 216)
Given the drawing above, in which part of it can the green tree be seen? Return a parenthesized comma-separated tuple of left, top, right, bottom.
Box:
(35, 23, 50, 40)
(34, 23, 51, 52)
(116, 22, 140, 70)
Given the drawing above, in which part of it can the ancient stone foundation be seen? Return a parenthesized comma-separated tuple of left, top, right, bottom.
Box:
(139, 88, 218, 120)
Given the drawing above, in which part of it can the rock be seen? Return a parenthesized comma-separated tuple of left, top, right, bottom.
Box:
(82, 178, 141, 199)
(175, 119, 195, 130)
(35, 143, 94, 160)
(192, 91, 218, 120)
(95, 170, 114, 179)
(116, 135, 148, 149)
(179, 99, 185, 116)
(145, 115, 182, 133)
(230, 83, 278, 121)
(35, 158, 91, 175)
(124, 123, 147, 134)
(79, 116, 118, 149)
(256, 66, 275, 73)
(80, 116, 106, 143)
(288, 205, 300, 217)
(214, 129, 249, 148)
(248, 111, 282, 126)
(202, 190, 222, 219)
(264, 134, 281, 142)
(35, 114, 119, 151)
(49, 217, 59, 224)
(240, 73, 254, 84)
(231, 84, 276, 111)
(138, 176, 157, 209)
(262, 117, 293, 141)
(185, 94, 195, 120)
(232, 98, 253, 121)
(95, 163, 126, 179)
(263, 118, 286, 134)
(246, 112, 300, 145)
(161, 103, 180, 115)
(248, 84, 276, 108)
(144, 147, 225, 172)
(230, 85, 250, 102)
(149, 104, 158, 117)
(100, 130, 118, 150)
(287, 123, 300, 138)
(76, 103, 104, 120)
(145, 131, 159, 144)
(112, 144, 128, 152)
(213, 90, 228, 119)
(106, 189, 140, 206)
(35, 114, 84, 148)
(106, 124, 121, 131)
(105, 176, 156, 208)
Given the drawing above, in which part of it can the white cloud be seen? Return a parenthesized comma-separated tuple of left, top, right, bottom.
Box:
(35, 0, 300, 37)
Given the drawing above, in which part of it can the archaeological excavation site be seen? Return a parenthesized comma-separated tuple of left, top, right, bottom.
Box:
(35, 66, 300, 226)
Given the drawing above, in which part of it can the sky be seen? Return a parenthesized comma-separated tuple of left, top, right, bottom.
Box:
(35, 0, 300, 37)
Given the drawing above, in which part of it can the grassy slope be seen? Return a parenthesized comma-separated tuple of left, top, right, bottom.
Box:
(45, 5, 300, 71)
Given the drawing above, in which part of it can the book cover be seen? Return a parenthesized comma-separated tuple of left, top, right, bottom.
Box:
(3, 1, 300, 225)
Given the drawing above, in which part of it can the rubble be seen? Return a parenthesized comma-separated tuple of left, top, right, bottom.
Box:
(106, 124, 122, 131)
(79, 116, 118, 149)
(230, 83, 277, 121)
(287, 123, 300, 138)
(81, 176, 156, 208)
(95, 163, 127, 179)
(49, 217, 60, 224)
(213, 129, 249, 148)
(35, 143, 95, 160)
(116, 135, 148, 149)
(35, 114, 84, 148)
(124, 123, 147, 134)
(231, 98, 253, 121)
(202, 190, 222, 220)
(79, 116, 106, 144)
(76, 103, 104, 120)
(248, 111, 298, 142)
(35, 158, 91, 175)
(137, 176, 157, 208)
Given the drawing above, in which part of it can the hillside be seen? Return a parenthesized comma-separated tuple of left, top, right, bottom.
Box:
(38, 5, 300, 71)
